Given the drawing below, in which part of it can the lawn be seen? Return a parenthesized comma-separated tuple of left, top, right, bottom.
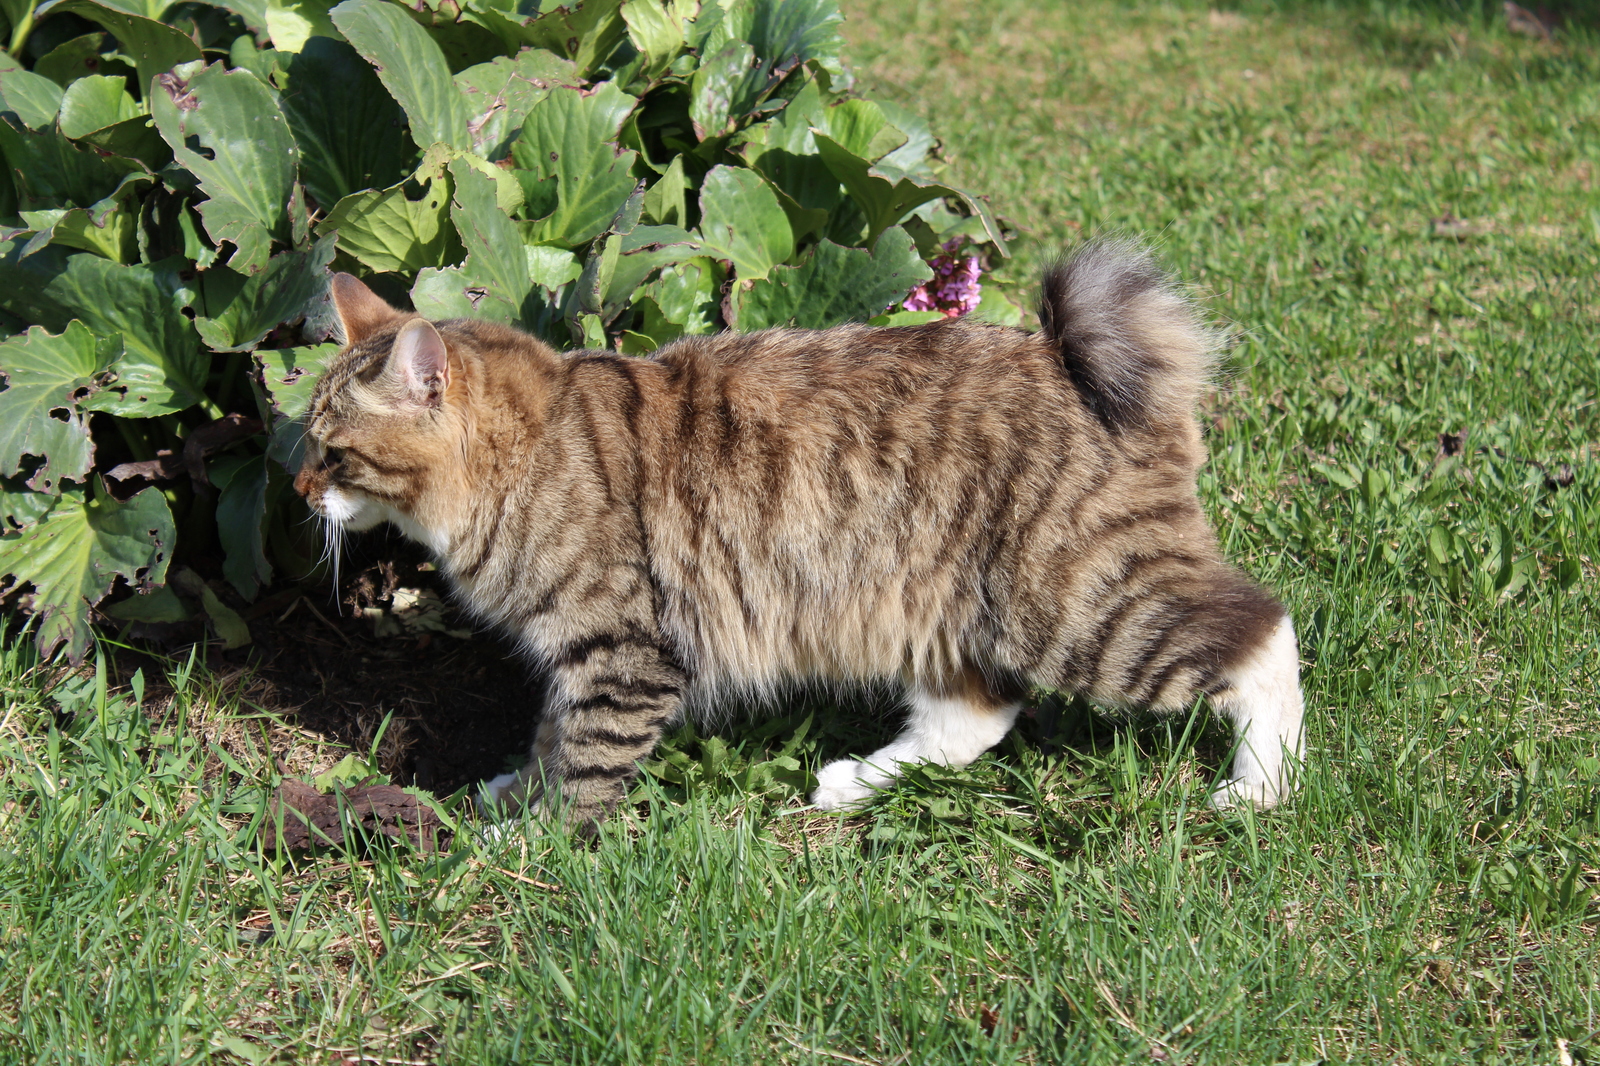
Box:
(2, 0, 1599, 1062)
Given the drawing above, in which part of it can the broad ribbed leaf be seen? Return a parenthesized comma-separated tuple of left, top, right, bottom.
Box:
(331, 0, 470, 151)
(410, 159, 533, 324)
(151, 62, 299, 274)
(454, 49, 576, 160)
(0, 242, 207, 416)
(621, 0, 689, 80)
(731, 226, 929, 331)
(0, 481, 175, 661)
(468, 0, 625, 78)
(820, 99, 905, 161)
(192, 236, 336, 352)
(318, 145, 460, 274)
(279, 38, 414, 207)
(695, 164, 793, 281)
(0, 322, 118, 493)
(511, 83, 639, 247)
(747, 0, 842, 72)
(33, 33, 137, 88)
(37, 0, 203, 94)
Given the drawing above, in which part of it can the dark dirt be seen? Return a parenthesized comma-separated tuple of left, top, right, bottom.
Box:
(111, 531, 544, 797)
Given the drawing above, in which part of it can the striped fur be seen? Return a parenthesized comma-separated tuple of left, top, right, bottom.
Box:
(295, 241, 1304, 830)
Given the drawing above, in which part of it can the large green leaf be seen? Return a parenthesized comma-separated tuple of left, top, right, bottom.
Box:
(264, 0, 339, 51)
(32, 33, 135, 89)
(689, 40, 767, 140)
(410, 158, 536, 325)
(331, 0, 470, 152)
(210, 453, 272, 599)
(191, 235, 336, 352)
(318, 145, 461, 274)
(694, 164, 793, 281)
(17, 171, 148, 263)
(454, 48, 576, 161)
(0, 242, 207, 416)
(0, 67, 65, 129)
(466, 0, 625, 79)
(0, 322, 118, 493)
(747, 0, 843, 73)
(278, 37, 415, 208)
(0, 114, 143, 214)
(621, 0, 692, 81)
(0, 481, 175, 661)
(37, 0, 203, 95)
(511, 82, 640, 247)
(258, 341, 338, 468)
(730, 225, 930, 331)
(812, 131, 1007, 255)
(151, 61, 299, 274)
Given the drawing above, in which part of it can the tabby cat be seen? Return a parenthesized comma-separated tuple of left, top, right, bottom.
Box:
(295, 240, 1304, 830)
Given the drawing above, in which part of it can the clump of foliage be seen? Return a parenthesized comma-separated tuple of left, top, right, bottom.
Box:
(0, 0, 1016, 661)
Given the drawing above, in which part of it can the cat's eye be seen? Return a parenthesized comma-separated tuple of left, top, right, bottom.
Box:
(322, 446, 346, 468)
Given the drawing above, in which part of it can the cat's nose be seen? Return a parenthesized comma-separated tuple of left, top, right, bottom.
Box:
(292, 466, 314, 498)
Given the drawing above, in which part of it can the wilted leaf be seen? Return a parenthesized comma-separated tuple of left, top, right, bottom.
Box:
(150, 61, 300, 274)
(695, 164, 793, 281)
(0, 481, 175, 661)
(332, 0, 471, 151)
(512, 82, 640, 246)
(731, 226, 929, 330)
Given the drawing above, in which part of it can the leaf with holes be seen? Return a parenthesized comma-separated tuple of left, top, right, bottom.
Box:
(410, 159, 534, 325)
(454, 48, 577, 161)
(0, 321, 120, 495)
(0, 481, 175, 661)
(318, 145, 462, 275)
(0, 242, 207, 417)
(151, 61, 300, 274)
(258, 342, 340, 469)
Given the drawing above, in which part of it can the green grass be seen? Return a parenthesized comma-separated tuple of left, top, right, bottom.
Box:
(3, 1, 1599, 1062)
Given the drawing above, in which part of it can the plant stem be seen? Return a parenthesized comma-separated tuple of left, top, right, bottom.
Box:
(7, 5, 35, 59)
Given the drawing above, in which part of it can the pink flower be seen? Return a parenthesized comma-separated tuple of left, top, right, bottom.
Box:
(901, 239, 983, 318)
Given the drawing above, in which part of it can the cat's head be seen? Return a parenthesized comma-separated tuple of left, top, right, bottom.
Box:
(293, 274, 471, 551)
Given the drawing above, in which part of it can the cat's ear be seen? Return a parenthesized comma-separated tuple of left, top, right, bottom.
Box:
(385, 319, 451, 407)
(331, 272, 400, 345)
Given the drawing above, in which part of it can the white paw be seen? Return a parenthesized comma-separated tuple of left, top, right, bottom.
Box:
(810, 759, 883, 811)
(1209, 777, 1286, 811)
(477, 772, 521, 818)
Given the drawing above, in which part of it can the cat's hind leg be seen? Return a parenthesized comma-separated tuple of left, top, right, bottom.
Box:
(811, 667, 1026, 811)
(1071, 567, 1303, 809)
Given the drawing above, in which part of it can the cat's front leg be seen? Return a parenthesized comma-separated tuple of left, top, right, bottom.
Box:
(483, 618, 687, 833)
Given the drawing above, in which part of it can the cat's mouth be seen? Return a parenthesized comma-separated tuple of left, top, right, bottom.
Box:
(312, 485, 384, 532)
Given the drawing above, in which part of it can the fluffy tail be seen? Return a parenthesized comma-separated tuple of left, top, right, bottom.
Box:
(1037, 239, 1220, 434)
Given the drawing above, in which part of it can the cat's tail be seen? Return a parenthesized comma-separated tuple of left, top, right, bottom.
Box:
(1037, 239, 1221, 435)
